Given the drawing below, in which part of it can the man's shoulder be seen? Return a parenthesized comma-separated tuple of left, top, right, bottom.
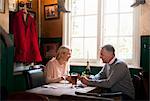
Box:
(114, 59, 127, 66)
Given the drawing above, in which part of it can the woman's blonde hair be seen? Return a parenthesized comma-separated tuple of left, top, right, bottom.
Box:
(56, 45, 71, 60)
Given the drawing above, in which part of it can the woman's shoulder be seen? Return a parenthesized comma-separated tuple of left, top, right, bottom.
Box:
(46, 57, 58, 65)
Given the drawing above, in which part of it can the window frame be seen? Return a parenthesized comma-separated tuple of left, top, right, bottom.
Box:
(63, 0, 141, 67)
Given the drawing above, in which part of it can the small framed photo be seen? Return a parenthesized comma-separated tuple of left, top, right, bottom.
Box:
(0, 0, 5, 13)
(9, 0, 17, 11)
(44, 4, 59, 20)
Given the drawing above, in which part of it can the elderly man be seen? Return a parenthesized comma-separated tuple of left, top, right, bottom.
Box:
(80, 44, 135, 100)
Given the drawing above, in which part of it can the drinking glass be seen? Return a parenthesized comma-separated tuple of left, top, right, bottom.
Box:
(70, 72, 78, 88)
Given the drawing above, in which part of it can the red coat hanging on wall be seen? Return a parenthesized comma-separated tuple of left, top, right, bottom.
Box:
(13, 9, 42, 63)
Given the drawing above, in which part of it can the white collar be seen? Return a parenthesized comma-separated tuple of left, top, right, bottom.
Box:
(108, 57, 116, 65)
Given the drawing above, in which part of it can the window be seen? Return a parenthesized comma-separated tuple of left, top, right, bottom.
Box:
(64, 0, 139, 66)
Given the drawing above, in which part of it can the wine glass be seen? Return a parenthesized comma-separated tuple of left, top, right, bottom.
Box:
(62, 72, 68, 86)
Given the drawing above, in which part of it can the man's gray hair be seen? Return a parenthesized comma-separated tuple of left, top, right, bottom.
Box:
(102, 44, 115, 55)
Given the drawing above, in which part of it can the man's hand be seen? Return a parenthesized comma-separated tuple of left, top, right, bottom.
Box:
(79, 76, 89, 85)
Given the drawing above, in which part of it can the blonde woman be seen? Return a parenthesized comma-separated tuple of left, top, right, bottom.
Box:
(44, 45, 72, 83)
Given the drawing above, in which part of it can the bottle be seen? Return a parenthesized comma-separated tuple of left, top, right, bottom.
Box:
(85, 61, 91, 77)
(81, 61, 91, 77)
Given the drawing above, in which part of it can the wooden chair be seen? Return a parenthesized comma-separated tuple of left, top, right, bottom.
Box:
(7, 91, 49, 101)
(132, 71, 149, 100)
(0, 86, 8, 101)
(23, 67, 46, 89)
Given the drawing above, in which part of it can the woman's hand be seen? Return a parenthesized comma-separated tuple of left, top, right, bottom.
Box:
(66, 76, 72, 83)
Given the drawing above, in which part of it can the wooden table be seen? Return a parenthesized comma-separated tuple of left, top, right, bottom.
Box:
(26, 81, 114, 101)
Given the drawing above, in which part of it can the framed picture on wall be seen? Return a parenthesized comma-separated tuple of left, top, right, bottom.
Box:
(9, 0, 17, 11)
(44, 4, 59, 20)
(0, 0, 4, 13)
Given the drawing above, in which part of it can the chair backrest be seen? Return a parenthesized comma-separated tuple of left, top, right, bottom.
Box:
(0, 86, 8, 101)
(24, 68, 46, 89)
(7, 91, 49, 101)
(132, 73, 147, 100)
(142, 71, 149, 100)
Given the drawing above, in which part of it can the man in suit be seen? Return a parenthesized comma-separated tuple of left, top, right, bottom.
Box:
(79, 44, 135, 100)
